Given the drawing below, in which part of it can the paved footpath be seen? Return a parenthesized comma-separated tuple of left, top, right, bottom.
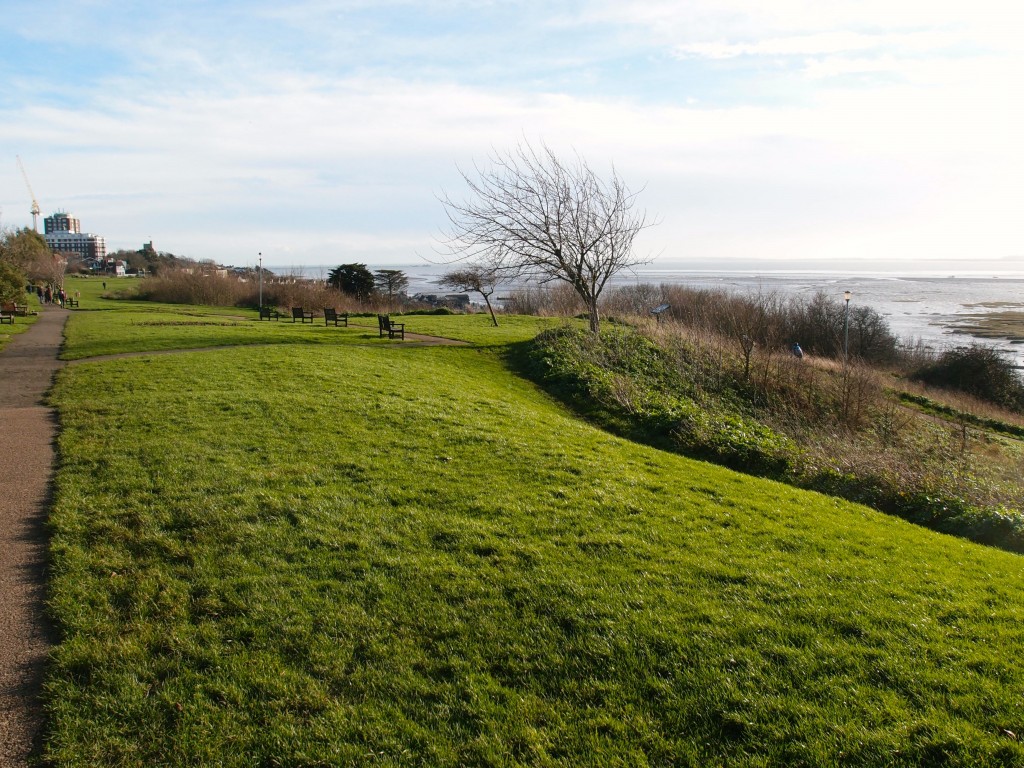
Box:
(0, 307, 67, 767)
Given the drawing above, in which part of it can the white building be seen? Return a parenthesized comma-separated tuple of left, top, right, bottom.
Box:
(43, 211, 107, 263)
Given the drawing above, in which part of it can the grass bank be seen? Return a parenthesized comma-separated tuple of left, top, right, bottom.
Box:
(519, 324, 1024, 553)
(43, 302, 1024, 765)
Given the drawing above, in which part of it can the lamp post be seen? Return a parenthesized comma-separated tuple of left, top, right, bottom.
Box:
(843, 290, 852, 364)
(258, 252, 263, 310)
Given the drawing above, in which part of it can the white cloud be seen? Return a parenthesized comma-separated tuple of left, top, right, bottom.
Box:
(672, 29, 965, 60)
(2, 0, 1023, 267)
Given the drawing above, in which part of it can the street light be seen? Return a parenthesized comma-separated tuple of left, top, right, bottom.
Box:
(258, 252, 263, 310)
(843, 290, 852, 364)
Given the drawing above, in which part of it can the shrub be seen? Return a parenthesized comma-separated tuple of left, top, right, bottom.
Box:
(505, 283, 583, 316)
(134, 269, 253, 306)
(912, 344, 1024, 413)
(128, 268, 424, 315)
(601, 284, 900, 365)
(0, 259, 25, 303)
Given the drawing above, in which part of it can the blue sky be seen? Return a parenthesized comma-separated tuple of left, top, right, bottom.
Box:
(2, 1, 1022, 272)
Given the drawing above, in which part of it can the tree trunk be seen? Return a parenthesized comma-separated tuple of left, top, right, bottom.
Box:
(483, 295, 498, 326)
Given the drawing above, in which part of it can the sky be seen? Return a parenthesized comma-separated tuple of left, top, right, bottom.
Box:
(2, 0, 1023, 274)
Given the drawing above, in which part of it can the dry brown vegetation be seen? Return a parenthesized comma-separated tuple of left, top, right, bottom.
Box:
(651, 315, 1024, 528)
(131, 268, 419, 315)
(524, 280, 1019, 548)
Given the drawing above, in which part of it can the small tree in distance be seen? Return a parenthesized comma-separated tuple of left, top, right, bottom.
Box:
(440, 140, 653, 333)
(439, 264, 504, 326)
(374, 269, 410, 302)
(328, 263, 375, 301)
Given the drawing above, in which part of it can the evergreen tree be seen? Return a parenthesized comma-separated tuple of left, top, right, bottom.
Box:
(373, 269, 410, 301)
(328, 263, 375, 301)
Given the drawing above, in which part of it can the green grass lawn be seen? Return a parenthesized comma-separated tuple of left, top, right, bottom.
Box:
(396, 313, 574, 346)
(43, 305, 1024, 766)
(64, 275, 118, 303)
(60, 306, 369, 360)
(59, 302, 564, 360)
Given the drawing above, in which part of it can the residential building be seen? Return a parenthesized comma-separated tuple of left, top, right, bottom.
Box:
(43, 211, 107, 264)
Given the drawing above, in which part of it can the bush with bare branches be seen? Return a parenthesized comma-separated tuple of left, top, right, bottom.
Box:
(602, 283, 900, 365)
(504, 283, 585, 317)
(129, 268, 424, 315)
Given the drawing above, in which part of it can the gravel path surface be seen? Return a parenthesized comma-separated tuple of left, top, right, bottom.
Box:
(0, 307, 66, 767)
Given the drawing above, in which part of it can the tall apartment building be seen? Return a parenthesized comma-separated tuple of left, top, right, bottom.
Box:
(43, 211, 106, 262)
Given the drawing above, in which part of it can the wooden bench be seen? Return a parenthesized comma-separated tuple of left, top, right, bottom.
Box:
(291, 307, 314, 323)
(11, 303, 29, 316)
(324, 308, 348, 327)
(0, 311, 13, 325)
(66, 297, 79, 308)
(259, 306, 282, 321)
(377, 314, 405, 340)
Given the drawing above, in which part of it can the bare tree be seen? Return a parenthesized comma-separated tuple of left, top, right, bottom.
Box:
(33, 249, 68, 291)
(439, 263, 504, 326)
(440, 141, 652, 333)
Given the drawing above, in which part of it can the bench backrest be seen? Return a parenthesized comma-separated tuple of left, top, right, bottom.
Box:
(378, 314, 391, 330)
(325, 308, 338, 320)
(291, 307, 305, 319)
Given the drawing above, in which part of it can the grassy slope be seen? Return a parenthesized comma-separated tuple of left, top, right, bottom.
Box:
(45, 308, 1024, 766)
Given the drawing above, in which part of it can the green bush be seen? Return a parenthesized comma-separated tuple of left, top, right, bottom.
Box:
(912, 344, 1024, 413)
(0, 259, 25, 304)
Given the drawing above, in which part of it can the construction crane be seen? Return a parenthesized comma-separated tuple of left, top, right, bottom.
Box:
(16, 155, 41, 232)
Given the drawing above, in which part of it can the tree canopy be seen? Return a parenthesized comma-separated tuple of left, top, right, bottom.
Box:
(0, 258, 25, 304)
(106, 247, 183, 276)
(439, 265, 503, 326)
(328, 263, 375, 301)
(373, 269, 410, 302)
(440, 141, 652, 332)
(1, 227, 50, 272)
(0, 228, 48, 296)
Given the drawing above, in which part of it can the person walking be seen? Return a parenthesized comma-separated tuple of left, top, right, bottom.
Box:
(791, 342, 804, 359)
